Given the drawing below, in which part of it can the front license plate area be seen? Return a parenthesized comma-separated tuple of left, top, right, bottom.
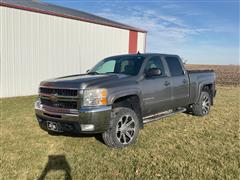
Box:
(47, 121, 59, 131)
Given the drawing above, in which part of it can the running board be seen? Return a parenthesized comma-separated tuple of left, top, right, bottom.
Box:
(143, 108, 186, 124)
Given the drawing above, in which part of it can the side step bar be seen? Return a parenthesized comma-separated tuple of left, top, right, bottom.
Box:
(143, 108, 186, 124)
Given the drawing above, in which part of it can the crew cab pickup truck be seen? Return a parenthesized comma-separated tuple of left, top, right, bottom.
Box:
(35, 53, 216, 148)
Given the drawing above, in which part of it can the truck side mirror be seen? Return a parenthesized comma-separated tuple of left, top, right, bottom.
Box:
(146, 68, 162, 77)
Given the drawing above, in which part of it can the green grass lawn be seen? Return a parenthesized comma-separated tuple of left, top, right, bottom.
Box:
(1, 86, 239, 179)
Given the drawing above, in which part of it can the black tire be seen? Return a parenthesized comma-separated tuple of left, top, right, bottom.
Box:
(102, 107, 140, 148)
(192, 91, 211, 116)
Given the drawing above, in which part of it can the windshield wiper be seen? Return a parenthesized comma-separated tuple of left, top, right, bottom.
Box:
(104, 72, 116, 74)
(88, 71, 100, 75)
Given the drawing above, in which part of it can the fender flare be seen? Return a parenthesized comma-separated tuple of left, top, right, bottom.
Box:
(196, 81, 214, 104)
(109, 88, 142, 105)
(108, 89, 144, 128)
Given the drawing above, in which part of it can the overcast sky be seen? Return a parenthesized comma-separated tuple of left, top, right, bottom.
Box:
(43, 0, 239, 65)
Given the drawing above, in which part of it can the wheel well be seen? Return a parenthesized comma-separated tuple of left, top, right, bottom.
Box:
(112, 95, 143, 128)
(202, 84, 213, 105)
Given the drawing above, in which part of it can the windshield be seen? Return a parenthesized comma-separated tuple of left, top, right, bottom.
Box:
(90, 55, 145, 76)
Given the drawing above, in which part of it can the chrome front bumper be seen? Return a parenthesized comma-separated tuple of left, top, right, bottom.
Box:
(35, 100, 112, 133)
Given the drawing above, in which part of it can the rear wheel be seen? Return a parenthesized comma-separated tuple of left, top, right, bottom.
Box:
(192, 91, 211, 116)
(102, 107, 140, 148)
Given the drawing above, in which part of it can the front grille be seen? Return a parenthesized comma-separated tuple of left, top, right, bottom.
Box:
(40, 87, 78, 97)
(41, 98, 78, 109)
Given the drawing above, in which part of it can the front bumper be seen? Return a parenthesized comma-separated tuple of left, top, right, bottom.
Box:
(35, 101, 112, 134)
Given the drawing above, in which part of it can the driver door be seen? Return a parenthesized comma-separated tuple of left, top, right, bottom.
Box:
(140, 56, 172, 116)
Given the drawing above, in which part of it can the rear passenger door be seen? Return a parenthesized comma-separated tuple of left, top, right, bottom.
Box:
(140, 56, 172, 116)
(164, 56, 189, 108)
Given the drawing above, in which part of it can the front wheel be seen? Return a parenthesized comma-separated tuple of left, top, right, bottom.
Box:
(192, 91, 211, 116)
(102, 107, 140, 148)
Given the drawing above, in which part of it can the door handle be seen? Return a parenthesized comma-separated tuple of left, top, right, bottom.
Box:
(183, 79, 187, 84)
(164, 81, 170, 86)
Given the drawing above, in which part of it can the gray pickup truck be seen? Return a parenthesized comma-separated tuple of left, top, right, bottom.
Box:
(35, 53, 216, 148)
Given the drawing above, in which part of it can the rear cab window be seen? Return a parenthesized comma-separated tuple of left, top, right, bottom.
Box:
(165, 56, 184, 76)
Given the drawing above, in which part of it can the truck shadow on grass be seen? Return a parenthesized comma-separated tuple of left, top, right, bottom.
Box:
(38, 155, 72, 180)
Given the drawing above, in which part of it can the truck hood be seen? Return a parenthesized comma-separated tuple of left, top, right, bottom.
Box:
(40, 73, 129, 89)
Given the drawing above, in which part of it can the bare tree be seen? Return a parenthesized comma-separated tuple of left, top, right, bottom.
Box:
(181, 57, 188, 64)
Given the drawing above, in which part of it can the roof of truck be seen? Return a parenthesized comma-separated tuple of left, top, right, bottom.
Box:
(109, 53, 180, 58)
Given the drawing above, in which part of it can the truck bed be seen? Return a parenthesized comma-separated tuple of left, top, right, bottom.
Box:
(187, 70, 216, 104)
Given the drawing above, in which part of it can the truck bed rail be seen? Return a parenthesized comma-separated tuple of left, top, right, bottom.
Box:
(187, 70, 214, 73)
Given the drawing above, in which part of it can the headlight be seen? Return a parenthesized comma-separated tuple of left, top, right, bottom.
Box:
(83, 89, 107, 106)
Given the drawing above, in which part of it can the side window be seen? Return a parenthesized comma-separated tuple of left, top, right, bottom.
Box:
(118, 58, 144, 75)
(120, 60, 129, 72)
(145, 56, 165, 76)
(95, 60, 116, 73)
(165, 57, 184, 76)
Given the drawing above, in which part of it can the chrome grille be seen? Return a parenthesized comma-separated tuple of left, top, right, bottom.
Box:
(40, 87, 78, 97)
(39, 87, 80, 110)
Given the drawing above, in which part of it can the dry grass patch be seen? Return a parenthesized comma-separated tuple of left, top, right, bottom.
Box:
(0, 86, 239, 179)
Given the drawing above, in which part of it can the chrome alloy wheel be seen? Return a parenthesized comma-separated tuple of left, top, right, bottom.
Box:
(116, 115, 136, 144)
(202, 94, 210, 114)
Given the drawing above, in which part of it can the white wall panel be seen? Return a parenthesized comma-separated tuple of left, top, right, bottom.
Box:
(0, 6, 3, 98)
(137, 32, 146, 53)
(1, 6, 134, 97)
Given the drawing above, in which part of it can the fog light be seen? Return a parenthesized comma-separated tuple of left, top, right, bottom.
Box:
(81, 124, 95, 131)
